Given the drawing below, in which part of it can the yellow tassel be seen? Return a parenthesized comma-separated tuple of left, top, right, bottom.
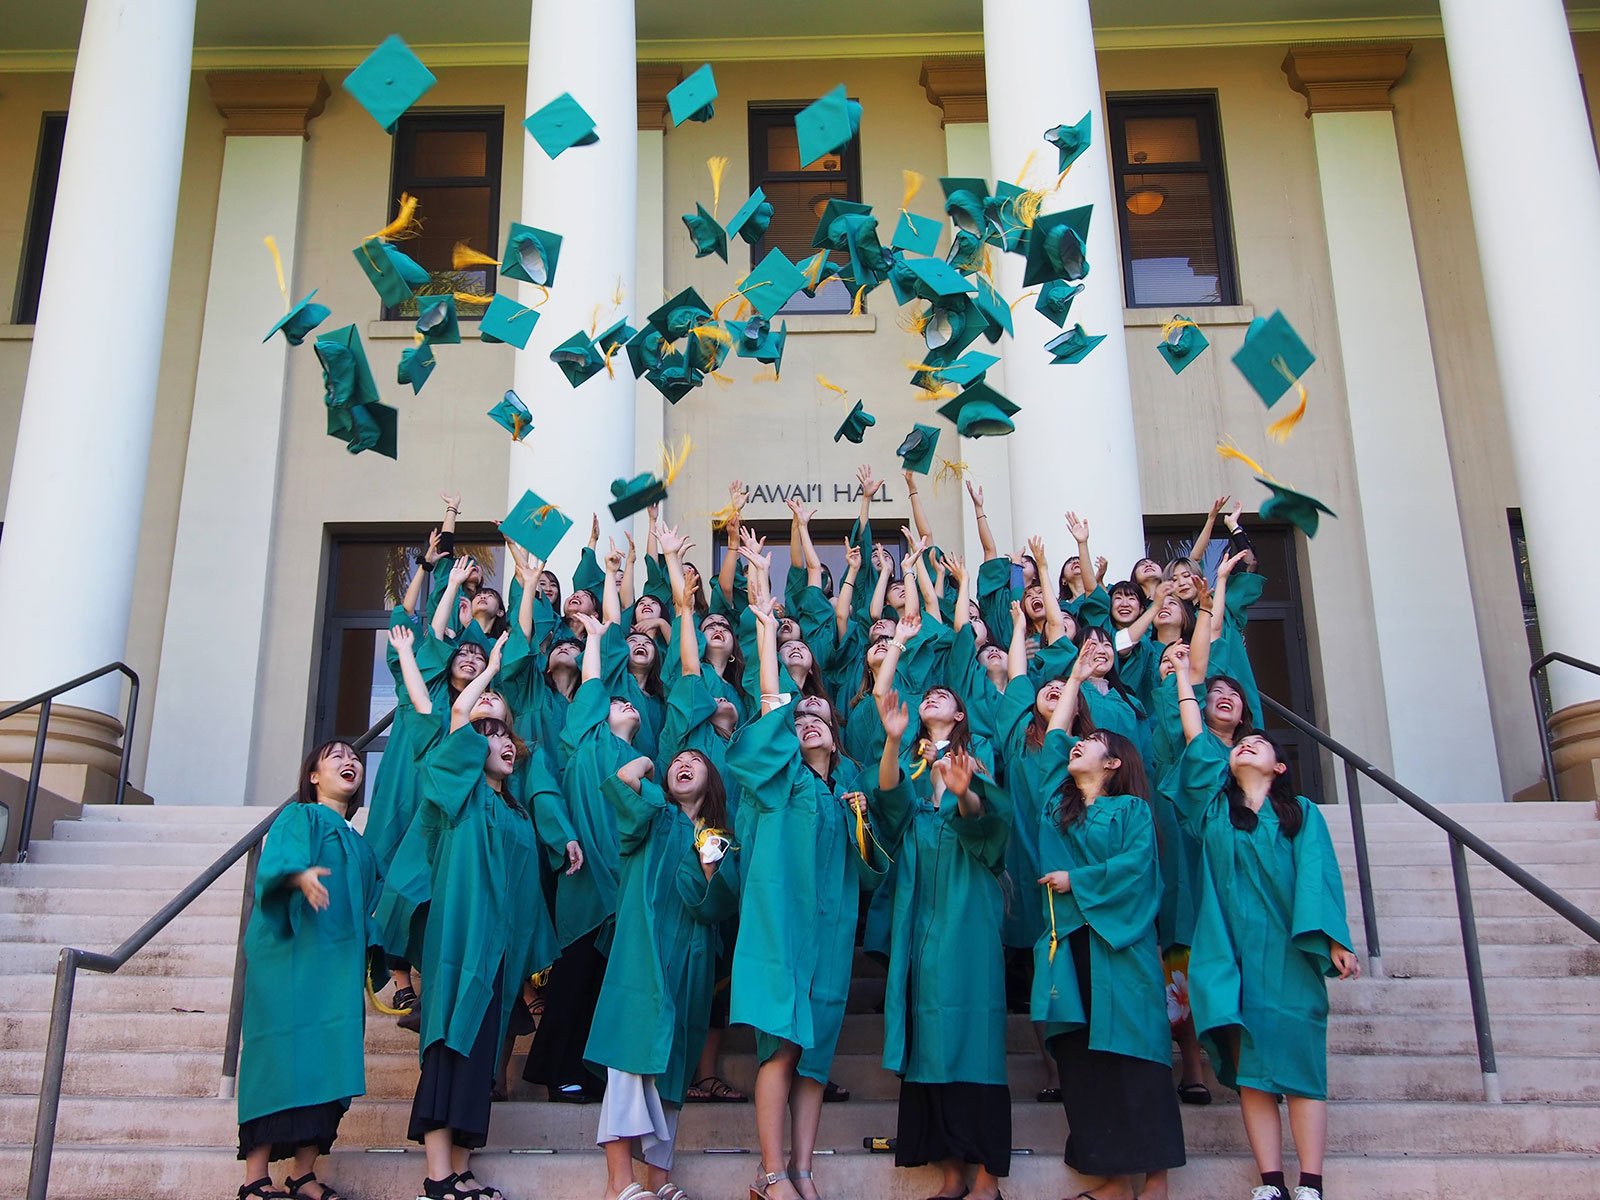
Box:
(934, 457, 969, 490)
(612, 278, 626, 307)
(452, 291, 492, 306)
(533, 503, 564, 523)
(690, 323, 732, 348)
(707, 155, 729, 217)
(855, 803, 869, 862)
(753, 366, 779, 383)
(815, 374, 849, 398)
(898, 308, 932, 336)
(919, 384, 959, 401)
(1264, 356, 1309, 443)
(602, 339, 625, 379)
(1014, 148, 1039, 187)
(263, 236, 289, 310)
(512, 413, 525, 441)
(1160, 314, 1201, 341)
(708, 369, 735, 386)
(909, 758, 929, 781)
(1214, 437, 1273, 481)
(707, 501, 742, 529)
(1011, 188, 1048, 230)
(530, 968, 552, 989)
(366, 193, 422, 243)
(849, 283, 869, 317)
(1047, 888, 1060, 964)
(1009, 289, 1039, 312)
(900, 168, 924, 212)
(367, 974, 411, 1016)
(803, 252, 829, 288)
(711, 280, 769, 321)
(452, 241, 501, 270)
(526, 284, 552, 310)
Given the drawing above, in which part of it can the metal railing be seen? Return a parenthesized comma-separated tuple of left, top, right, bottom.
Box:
(25, 709, 394, 1200)
(0, 663, 140, 862)
(1527, 651, 1600, 802)
(1264, 694, 1600, 1103)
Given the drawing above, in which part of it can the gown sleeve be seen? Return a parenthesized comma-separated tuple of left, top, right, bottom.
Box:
(1038, 729, 1077, 800)
(421, 724, 491, 826)
(976, 557, 1016, 647)
(1291, 799, 1354, 977)
(254, 804, 316, 940)
(560, 678, 613, 763)
(949, 777, 1011, 874)
(870, 776, 917, 850)
(1074, 585, 1113, 634)
(658, 674, 718, 770)
(725, 704, 801, 811)
(1067, 800, 1161, 952)
(1224, 570, 1266, 630)
(571, 546, 606, 598)
(524, 755, 577, 866)
(792, 584, 838, 669)
(602, 773, 670, 857)
(1174, 732, 1232, 836)
(677, 841, 741, 924)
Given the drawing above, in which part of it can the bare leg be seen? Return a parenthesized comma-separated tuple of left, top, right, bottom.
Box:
(390, 967, 412, 992)
(787, 1075, 825, 1199)
(601, 1138, 637, 1199)
(422, 1128, 455, 1186)
(645, 1164, 670, 1192)
(1032, 1021, 1059, 1088)
(1140, 1168, 1170, 1200)
(289, 1146, 324, 1196)
(754, 1044, 802, 1200)
(969, 1166, 1008, 1200)
(930, 1158, 966, 1198)
(1285, 1096, 1327, 1177)
(694, 1027, 724, 1086)
(242, 1146, 271, 1189)
(450, 1145, 471, 1179)
(1238, 1087, 1284, 1175)
(1174, 1017, 1205, 1088)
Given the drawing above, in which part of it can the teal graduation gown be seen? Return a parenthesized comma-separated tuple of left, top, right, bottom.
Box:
(552, 678, 637, 951)
(992, 679, 1071, 950)
(364, 610, 450, 873)
(238, 802, 382, 1125)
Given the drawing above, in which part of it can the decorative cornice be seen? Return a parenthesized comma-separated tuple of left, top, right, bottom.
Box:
(206, 70, 328, 137)
(636, 63, 682, 132)
(919, 54, 986, 126)
(1282, 42, 1412, 117)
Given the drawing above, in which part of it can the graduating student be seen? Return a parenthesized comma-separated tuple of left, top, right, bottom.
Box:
(1174, 659, 1359, 1200)
(586, 751, 741, 1200)
(236, 741, 379, 1200)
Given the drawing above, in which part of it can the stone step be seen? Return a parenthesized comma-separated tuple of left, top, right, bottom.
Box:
(76, 806, 274, 825)
(1366, 887, 1600, 919)
(1338, 862, 1598, 890)
(24, 841, 266, 867)
(1334, 839, 1600, 865)
(1322, 801, 1598, 823)
(0, 912, 246, 945)
(0, 863, 247, 891)
(50, 821, 265, 844)
(9, 1145, 1600, 1200)
(1372, 943, 1600, 979)
(0, 885, 244, 918)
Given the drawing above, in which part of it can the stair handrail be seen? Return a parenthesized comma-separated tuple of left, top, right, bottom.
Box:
(1526, 650, 1600, 802)
(0, 662, 141, 862)
(25, 708, 395, 1200)
(1262, 693, 1600, 1104)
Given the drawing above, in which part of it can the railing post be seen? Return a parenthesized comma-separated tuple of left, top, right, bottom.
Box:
(27, 946, 81, 1200)
(18, 697, 52, 863)
(1448, 836, 1500, 1102)
(219, 840, 261, 1098)
(116, 672, 139, 807)
(1531, 661, 1560, 802)
(1342, 759, 1383, 978)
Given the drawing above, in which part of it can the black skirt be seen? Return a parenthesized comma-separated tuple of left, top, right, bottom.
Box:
(895, 1082, 1012, 1178)
(1050, 928, 1186, 1176)
(238, 1100, 345, 1161)
(522, 926, 608, 1093)
(1003, 945, 1035, 1014)
(408, 963, 505, 1149)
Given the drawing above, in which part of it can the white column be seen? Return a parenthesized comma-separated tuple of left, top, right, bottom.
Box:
(1441, 0, 1600, 712)
(145, 74, 326, 807)
(982, 0, 1145, 569)
(1286, 46, 1500, 802)
(633, 71, 671, 531)
(510, 0, 639, 579)
(0, 0, 196, 713)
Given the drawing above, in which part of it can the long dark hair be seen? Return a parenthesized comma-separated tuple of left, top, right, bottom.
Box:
(445, 641, 489, 702)
(472, 716, 529, 814)
(1224, 733, 1304, 838)
(625, 633, 666, 700)
(918, 685, 974, 759)
(1055, 730, 1151, 831)
(700, 613, 749, 711)
(1075, 625, 1140, 709)
(1025, 680, 1096, 750)
(1205, 674, 1253, 740)
(1107, 579, 1147, 629)
(681, 561, 711, 615)
(537, 569, 564, 614)
(852, 635, 892, 708)
(475, 587, 509, 639)
(297, 740, 359, 810)
(671, 749, 729, 830)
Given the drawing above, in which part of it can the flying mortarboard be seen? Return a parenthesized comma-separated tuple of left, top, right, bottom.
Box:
(972, 277, 1013, 340)
(905, 256, 978, 302)
(626, 326, 668, 377)
(892, 210, 942, 256)
(1045, 112, 1093, 173)
(397, 340, 436, 394)
(726, 188, 774, 246)
(314, 324, 380, 409)
(415, 294, 461, 345)
(940, 177, 992, 235)
(924, 296, 986, 358)
(595, 317, 637, 357)
(753, 320, 788, 374)
(1231, 310, 1315, 407)
(1215, 441, 1336, 538)
(897, 424, 941, 475)
(1046, 324, 1106, 364)
(687, 325, 732, 373)
(501, 223, 563, 286)
(910, 350, 1000, 393)
(1034, 279, 1084, 328)
(327, 400, 398, 459)
(833, 399, 877, 444)
(487, 389, 533, 442)
(733, 313, 770, 353)
(811, 199, 874, 250)
(1022, 205, 1092, 288)
(795, 85, 861, 169)
(478, 294, 542, 348)
(668, 64, 717, 126)
(501, 490, 574, 561)
(1158, 315, 1210, 374)
(987, 181, 1031, 254)
(354, 239, 430, 308)
(683, 203, 729, 262)
(648, 288, 713, 340)
(946, 228, 987, 274)
(645, 353, 702, 403)
(550, 331, 606, 387)
(738, 250, 807, 321)
(524, 93, 599, 158)
(264, 290, 330, 346)
(797, 251, 841, 298)
(342, 36, 437, 133)
(609, 474, 669, 520)
(936, 382, 1020, 437)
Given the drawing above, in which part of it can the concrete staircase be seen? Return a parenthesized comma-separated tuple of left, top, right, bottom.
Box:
(2, 802, 1598, 1199)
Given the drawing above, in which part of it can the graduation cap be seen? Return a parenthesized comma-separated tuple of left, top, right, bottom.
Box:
(501, 223, 563, 286)
(687, 324, 732, 373)
(683, 203, 728, 262)
(732, 313, 770, 353)
(812, 199, 874, 250)
(986, 181, 1031, 254)
(833, 399, 876, 444)
(327, 400, 398, 459)
(904, 256, 978, 302)
(487, 389, 533, 442)
(415, 294, 461, 345)
(940, 177, 992, 235)
(946, 228, 987, 274)
(648, 288, 712, 340)
(550, 331, 606, 387)
(972, 277, 1013, 341)
(478, 294, 541, 348)
(397, 340, 436, 394)
(937, 382, 1020, 437)
(1023, 205, 1092, 288)
(1216, 441, 1336, 538)
(897, 424, 941, 475)
(1231, 310, 1315, 407)
(746, 320, 787, 373)
(892, 210, 942, 255)
(1045, 112, 1093, 173)
(726, 188, 774, 246)
(1046, 324, 1106, 364)
(1158, 315, 1210, 375)
(1035, 279, 1084, 328)
(314, 324, 380, 409)
(909, 350, 1000, 394)
(797, 251, 841, 298)
(501, 490, 574, 561)
(342, 36, 437, 133)
(524, 92, 598, 158)
(264, 290, 330, 346)
(609, 474, 668, 520)
(646, 354, 703, 404)
(795, 85, 861, 168)
(738, 250, 807, 321)
(668, 64, 717, 125)
(626, 326, 667, 377)
(353, 239, 430, 307)
(923, 296, 986, 359)
(595, 317, 637, 358)
(886, 253, 921, 307)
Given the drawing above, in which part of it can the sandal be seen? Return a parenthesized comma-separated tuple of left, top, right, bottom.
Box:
(656, 1186, 692, 1200)
(922, 1190, 968, 1200)
(421, 1175, 484, 1200)
(787, 1161, 820, 1200)
(822, 1080, 850, 1103)
(238, 1180, 290, 1200)
(750, 1170, 789, 1200)
(396, 985, 421, 1034)
(1035, 1086, 1061, 1102)
(686, 1075, 748, 1103)
(284, 1173, 344, 1200)
(457, 1172, 503, 1200)
(1177, 1081, 1212, 1105)
(614, 1187, 648, 1200)
(547, 1082, 596, 1104)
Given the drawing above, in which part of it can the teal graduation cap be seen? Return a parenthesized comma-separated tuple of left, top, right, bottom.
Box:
(905, 256, 978, 302)
(354, 239, 430, 307)
(1045, 112, 1092, 173)
(1158, 315, 1210, 375)
(524, 92, 599, 158)
(327, 400, 398, 459)
(910, 350, 1000, 394)
(1023, 205, 1092, 288)
(1258, 478, 1336, 537)
(973, 277, 1013, 340)
(795, 85, 861, 169)
(648, 288, 712, 340)
(668, 64, 717, 126)
(397, 340, 436, 394)
(740, 249, 807, 321)
(682, 203, 729, 262)
(478, 294, 542, 348)
(892, 210, 942, 256)
(1046, 324, 1106, 364)
(264, 290, 330, 346)
(502, 490, 574, 561)
(342, 36, 437, 133)
(550, 331, 606, 387)
(726, 188, 774, 246)
(987, 181, 1030, 254)
(415, 294, 461, 345)
(487, 389, 533, 442)
(937, 382, 1020, 437)
(1035, 279, 1083, 328)
(833, 399, 876, 444)
(609, 473, 669, 520)
(502, 223, 563, 286)
(939, 177, 992, 235)
(626, 326, 667, 378)
(646, 354, 703, 404)
(1232, 309, 1316, 407)
(314, 324, 380, 410)
(595, 317, 637, 357)
(897, 424, 941, 475)
(797, 250, 841, 297)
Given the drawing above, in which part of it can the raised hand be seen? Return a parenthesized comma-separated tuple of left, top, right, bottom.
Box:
(295, 867, 332, 911)
(440, 490, 462, 512)
(485, 631, 509, 676)
(448, 556, 475, 587)
(894, 611, 922, 643)
(1225, 498, 1244, 531)
(505, 538, 528, 572)
(387, 625, 414, 653)
(424, 528, 442, 566)
(879, 691, 911, 739)
(1094, 556, 1109, 583)
(587, 513, 601, 549)
(845, 543, 862, 571)
(656, 523, 685, 556)
(786, 497, 816, 524)
(857, 463, 878, 495)
(1065, 511, 1090, 543)
(965, 478, 985, 509)
(934, 750, 977, 796)
(945, 554, 967, 585)
(1027, 535, 1049, 573)
(1218, 549, 1249, 579)
(1209, 494, 1229, 519)
(576, 611, 606, 639)
(604, 539, 624, 572)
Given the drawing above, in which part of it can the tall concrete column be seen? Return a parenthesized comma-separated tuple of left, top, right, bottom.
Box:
(920, 55, 1015, 560)
(981, 0, 1145, 570)
(0, 0, 197, 713)
(1440, 0, 1600, 798)
(634, 66, 677, 532)
(144, 73, 329, 807)
(1283, 44, 1500, 802)
(510, 0, 639, 579)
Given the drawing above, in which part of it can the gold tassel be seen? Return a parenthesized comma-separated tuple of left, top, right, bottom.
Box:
(689, 323, 732, 348)
(531, 968, 552, 989)
(855, 803, 870, 863)
(900, 168, 924, 212)
(1214, 437, 1273, 481)
(452, 291, 492, 306)
(803, 252, 829, 288)
(934, 457, 969, 490)
(533, 503, 565, 524)
(511, 413, 525, 441)
(613, 278, 626, 307)
(707, 501, 742, 529)
(1013, 148, 1039, 187)
(707, 155, 729, 217)
(815, 374, 849, 398)
(452, 241, 501, 270)
(602, 339, 625, 379)
(849, 283, 869, 317)
(1011, 188, 1048, 230)
(753, 366, 779, 383)
(711, 280, 769, 321)
(367, 974, 411, 1016)
(1047, 888, 1060, 964)
(708, 369, 735, 386)
(263, 236, 289, 310)
(1009, 289, 1040, 312)
(1264, 356, 1309, 443)
(656, 433, 688, 484)
(897, 308, 932, 336)
(1160, 314, 1201, 341)
(919, 384, 959, 401)
(366, 192, 422, 243)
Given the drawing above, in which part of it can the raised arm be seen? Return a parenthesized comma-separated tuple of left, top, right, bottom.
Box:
(431, 555, 474, 640)
(911, 537, 941, 614)
(948, 555, 969, 633)
(1007, 600, 1029, 682)
(644, 504, 660, 559)
(451, 631, 508, 732)
(868, 546, 893, 620)
(874, 611, 921, 702)
(751, 596, 782, 714)
(855, 463, 878, 538)
(1064, 511, 1097, 599)
(905, 470, 932, 543)
(789, 498, 823, 589)
(514, 550, 545, 642)
(876, 689, 910, 791)
(619, 533, 637, 611)
(1175, 650, 1204, 743)
(717, 479, 749, 600)
(966, 478, 999, 561)
(438, 490, 461, 553)
(402, 530, 441, 617)
(659, 524, 702, 678)
(1047, 638, 1095, 733)
(835, 543, 862, 638)
(1189, 494, 1229, 565)
(936, 750, 985, 819)
(601, 540, 624, 626)
(738, 527, 772, 608)
(387, 625, 433, 715)
(578, 612, 607, 682)
(1028, 536, 1067, 644)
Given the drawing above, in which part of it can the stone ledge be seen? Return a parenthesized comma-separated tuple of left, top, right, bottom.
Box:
(1124, 304, 1256, 327)
(0, 325, 35, 340)
(368, 315, 878, 339)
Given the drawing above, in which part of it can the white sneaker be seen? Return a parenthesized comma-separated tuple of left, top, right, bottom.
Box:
(1293, 1189, 1323, 1200)
(1249, 1188, 1285, 1200)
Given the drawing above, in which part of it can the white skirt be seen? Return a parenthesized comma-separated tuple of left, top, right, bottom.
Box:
(594, 1068, 681, 1170)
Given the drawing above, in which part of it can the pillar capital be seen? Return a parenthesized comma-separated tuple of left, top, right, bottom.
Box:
(1281, 42, 1412, 117)
(637, 64, 683, 132)
(919, 54, 987, 126)
(206, 71, 329, 138)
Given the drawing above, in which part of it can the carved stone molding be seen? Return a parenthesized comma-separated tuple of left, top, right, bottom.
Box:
(637, 64, 684, 132)
(206, 71, 329, 138)
(1282, 42, 1413, 117)
(919, 54, 987, 126)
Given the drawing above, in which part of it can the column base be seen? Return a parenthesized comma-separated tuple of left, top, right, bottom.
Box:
(1547, 700, 1600, 812)
(0, 702, 150, 806)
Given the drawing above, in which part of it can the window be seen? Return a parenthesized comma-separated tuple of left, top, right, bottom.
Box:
(385, 110, 504, 319)
(1509, 510, 1551, 727)
(13, 113, 68, 324)
(747, 103, 863, 314)
(712, 519, 902, 608)
(1108, 96, 1238, 307)
(1145, 517, 1323, 803)
(314, 528, 502, 803)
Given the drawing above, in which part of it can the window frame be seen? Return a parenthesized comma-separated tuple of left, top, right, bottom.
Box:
(712, 518, 903, 606)
(13, 112, 69, 325)
(384, 108, 505, 321)
(1107, 93, 1240, 308)
(746, 102, 864, 315)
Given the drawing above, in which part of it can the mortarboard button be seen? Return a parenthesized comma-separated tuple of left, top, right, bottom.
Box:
(342, 36, 437, 133)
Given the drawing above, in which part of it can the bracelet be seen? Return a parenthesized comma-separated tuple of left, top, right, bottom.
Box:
(445, 506, 459, 515)
(1199, 606, 1213, 615)
(1179, 697, 1200, 706)
(976, 513, 988, 521)
(841, 579, 855, 589)
(908, 490, 918, 497)
(891, 640, 907, 651)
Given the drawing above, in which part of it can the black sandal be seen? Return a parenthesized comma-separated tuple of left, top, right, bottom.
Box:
(284, 1172, 344, 1200)
(457, 1172, 503, 1200)
(238, 1180, 289, 1200)
(395, 986, 421, 1034)
(1177, 1081, 1212, 1105)
(422, 1175, 484, 1200)
(823, 1080, 850, 1102)
(686, 1075, 748, 1103)
(1035, 1086, 1061, 1102)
